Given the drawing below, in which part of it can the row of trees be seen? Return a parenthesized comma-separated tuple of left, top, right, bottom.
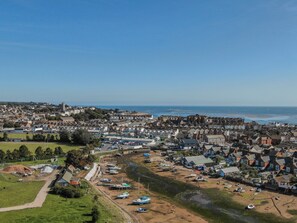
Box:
(59, 129, 99, 146)
(0, 145, 65, 163)
(1, 128, 99, 146)
(25, 133, 58, 142)
(0, 133, 58, 142)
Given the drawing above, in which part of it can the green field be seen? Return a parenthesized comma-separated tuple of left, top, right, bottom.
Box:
(0, 186, 123, 223)
(0, 173, 45, 208)
(0, 142, 82, 153)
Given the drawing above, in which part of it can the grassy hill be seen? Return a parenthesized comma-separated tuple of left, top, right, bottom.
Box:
(0, 173, 44, 208)
(0, 185, 124, 223)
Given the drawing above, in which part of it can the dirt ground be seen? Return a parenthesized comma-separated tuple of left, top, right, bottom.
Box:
(97, 157, 207, 223)
(140, 152, 297, 220)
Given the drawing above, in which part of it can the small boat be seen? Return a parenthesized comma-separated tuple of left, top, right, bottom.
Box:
(234, 187, 243, 193)
(137, 207, 148, 213)
(247, 204, 255, 210)
(108, 166, 121, 170)
(110, 183, 132, 190)
(256, 188, 262, 192)
(109, 170, 119, 175)
(132, 196, 151, 205)
(116, 192, 129, 199)
(107, 163, 116, 167)
(194, 176, 206, 182)
(143, 153, 151, 158)
(100, 178, 112, 183)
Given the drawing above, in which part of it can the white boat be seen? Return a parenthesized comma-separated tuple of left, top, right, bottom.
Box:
(247, 204, 255, 210)
(100, 178, 112, 183)
(109, 170, 119, 175)
(108, 166, 121, 170)
(194, 176, 207, 182)
(132, 196, 151, 205)
(137, 207, 148, 213)
(116, 192, 129, 199)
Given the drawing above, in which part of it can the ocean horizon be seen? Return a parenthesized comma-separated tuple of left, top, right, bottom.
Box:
(91, 105, 297, 125)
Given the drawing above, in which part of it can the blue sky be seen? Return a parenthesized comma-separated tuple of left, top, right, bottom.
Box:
(0, 0, 297, 106)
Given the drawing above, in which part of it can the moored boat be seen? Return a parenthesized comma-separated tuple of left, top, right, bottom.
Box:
(247, 204, 255, 210)
(116, 192, 129, 199)
(132, 196, 151, 205)
(137, 207, 148, 213)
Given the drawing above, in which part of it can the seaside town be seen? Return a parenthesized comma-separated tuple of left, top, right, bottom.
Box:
(1, 102, 297, 222)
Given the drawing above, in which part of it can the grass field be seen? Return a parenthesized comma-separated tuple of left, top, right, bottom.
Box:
(0, 142, 82, 153)
(0, 173, 45, 208)
(0, 185, 123, 223)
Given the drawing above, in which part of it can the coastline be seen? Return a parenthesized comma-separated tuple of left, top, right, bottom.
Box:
(96, 105, 297, 124)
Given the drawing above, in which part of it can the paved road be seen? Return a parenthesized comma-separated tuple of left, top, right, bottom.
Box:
(0, 171, 57, 212)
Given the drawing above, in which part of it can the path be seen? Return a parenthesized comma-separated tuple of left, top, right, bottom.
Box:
(0, 170, 57, 212)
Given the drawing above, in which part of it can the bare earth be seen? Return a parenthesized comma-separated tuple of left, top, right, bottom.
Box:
(145, 152, 297, 221)
(96, 156, 207, 223)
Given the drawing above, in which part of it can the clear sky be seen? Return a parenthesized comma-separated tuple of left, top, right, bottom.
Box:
(0, 0, 297, 106)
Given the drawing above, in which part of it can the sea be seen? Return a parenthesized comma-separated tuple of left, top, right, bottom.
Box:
(96, 106, 297, 125)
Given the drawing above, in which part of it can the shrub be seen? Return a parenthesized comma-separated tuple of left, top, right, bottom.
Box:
(52, 185, 84, 198)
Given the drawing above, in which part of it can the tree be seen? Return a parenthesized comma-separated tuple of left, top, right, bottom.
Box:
(3, 121, 14, 128)
(12, 149, 20, 160)
(65, 150, 84, 168)
(44, 148, 53, 158)
(32, 134, 46, 142)
(59, 130, 71, 143)
(91, 206, 100, 223)
(93, 194, 99, 203)
(86, 154, 96, 163)
(35, 146, 44, 159)
(0, 149, 5, 162)
(72, 129, 92, 145)
(54, 147, 64, 156)
(50, 135, 55, 142)
(26, 135, 31, 141)
(3, 132, 8, 141)
(5, 150, 13, 161)
(46, 134, 51, 142)
(19, 145, 30, 159)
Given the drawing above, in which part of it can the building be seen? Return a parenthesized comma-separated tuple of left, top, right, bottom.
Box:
(60, 116, 75, 123)
(181, 139, 198, 150)
(218, 167, 240, 177)
(205, 135, 225, 145)
(61, 102, 66, 112)
(110, 112, 152, 121)
(260, 136, 272, 146)
(56, 171, 72, 186)
(182, 155, 214, 167)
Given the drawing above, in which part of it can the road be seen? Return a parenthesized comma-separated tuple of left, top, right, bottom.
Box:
(0, 170, 57, 212)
